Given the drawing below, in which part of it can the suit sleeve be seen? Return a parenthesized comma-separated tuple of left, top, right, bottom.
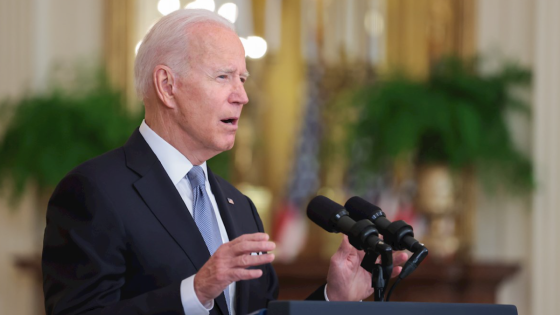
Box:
(42, 172, 184, 315)
(305, 284, 327, 301)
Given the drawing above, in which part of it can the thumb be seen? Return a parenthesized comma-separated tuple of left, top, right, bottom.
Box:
(336, 235, 358, 257)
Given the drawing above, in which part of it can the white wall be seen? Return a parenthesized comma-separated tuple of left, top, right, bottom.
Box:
(0, 1, 103, 314)
(0, 0, 35, 97)
(477, 1, 560, 315)
(530, 1, 560, 314)
(475, 2, 534, 315)
(32, 0, 103, 91)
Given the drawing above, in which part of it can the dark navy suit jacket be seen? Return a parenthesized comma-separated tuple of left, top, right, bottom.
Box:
(42, 129, 312, 315)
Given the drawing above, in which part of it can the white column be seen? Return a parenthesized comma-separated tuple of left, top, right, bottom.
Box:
(0, 2, 40, 313)
(32, 0, 50, 92)
(265, 0, 282, 54)
(475, 1, 534, 315)
(532, 1, 560, 315)
(0, 0, 34, 96)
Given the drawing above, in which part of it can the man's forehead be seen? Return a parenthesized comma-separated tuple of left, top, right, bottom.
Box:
(187, 22, 238, 45)
(186, 26, 244, 56)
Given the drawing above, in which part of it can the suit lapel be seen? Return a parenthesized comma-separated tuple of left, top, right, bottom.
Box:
(133, 167, 212, 266)
(207, 168, 241, 241)
(134, 168, 231, 315)
(125, 130, 210, 270)
(125, 130, 231, 315)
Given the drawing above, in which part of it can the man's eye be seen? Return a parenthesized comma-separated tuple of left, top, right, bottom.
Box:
(218, 75, 228, 79)
(240, 77, 246, 84)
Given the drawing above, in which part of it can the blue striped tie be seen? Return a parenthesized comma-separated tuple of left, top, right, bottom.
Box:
(187, 166, 231, 314)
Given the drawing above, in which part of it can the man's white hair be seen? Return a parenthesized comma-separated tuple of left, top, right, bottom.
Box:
(134, 9, 235, 99)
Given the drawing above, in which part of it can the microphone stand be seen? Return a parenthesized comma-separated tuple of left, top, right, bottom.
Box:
(361, 242, 393, 301)
(344, 219, 393, 302)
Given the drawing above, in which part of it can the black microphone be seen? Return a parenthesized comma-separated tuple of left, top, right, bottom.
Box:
(345, 196, 428, 279)
(307, 195, 386, 253)
(307, 195, 394, 301)
(345, 196, 423, 252)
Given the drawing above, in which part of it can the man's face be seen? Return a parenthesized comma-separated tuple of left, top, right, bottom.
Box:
(172, 23, 248, 160)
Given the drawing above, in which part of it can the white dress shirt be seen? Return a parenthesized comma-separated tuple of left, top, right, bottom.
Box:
(139, 120, 236, 315)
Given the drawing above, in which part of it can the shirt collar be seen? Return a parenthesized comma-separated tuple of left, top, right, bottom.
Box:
(139, 120, 208, 185)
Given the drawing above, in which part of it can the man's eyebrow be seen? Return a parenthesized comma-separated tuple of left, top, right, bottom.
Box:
(217, 69, 250, 77)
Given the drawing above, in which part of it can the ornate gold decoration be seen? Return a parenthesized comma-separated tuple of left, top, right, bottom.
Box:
(384, 0, 476, 78)
(103, 0, 137, 108)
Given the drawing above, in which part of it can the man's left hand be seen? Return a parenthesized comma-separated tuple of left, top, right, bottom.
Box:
(325, 235, 409, 301)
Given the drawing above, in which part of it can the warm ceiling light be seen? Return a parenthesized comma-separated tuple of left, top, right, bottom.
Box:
(157, 0, 180, 16)
(218, 3, 238, 23)
(185, 0, 215, 12)
(245, 36, 268, 59)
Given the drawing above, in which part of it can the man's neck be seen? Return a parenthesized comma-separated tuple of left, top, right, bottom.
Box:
(143, 116, 212, 166)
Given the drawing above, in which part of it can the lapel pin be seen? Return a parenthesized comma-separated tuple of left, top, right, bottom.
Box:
(227, 198, 234, 205)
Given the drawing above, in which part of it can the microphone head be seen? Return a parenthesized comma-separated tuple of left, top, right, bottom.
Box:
(345, 196, 383, 221)
(307, 195, 347, 233)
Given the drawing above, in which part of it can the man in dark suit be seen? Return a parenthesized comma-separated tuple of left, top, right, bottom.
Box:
(42, 9, 407, 315)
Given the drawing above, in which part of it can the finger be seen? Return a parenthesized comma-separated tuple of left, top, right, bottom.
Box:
(229, 240, 276, 255)
(391, 266, 402, 278)
(231, 233, 270, 243)
(229, 268, 264, 281)
(393, 252, 409, 266)
(233, 253, 275, 268)
(375, 250, 408, 265)
(335, 235, 356, 257)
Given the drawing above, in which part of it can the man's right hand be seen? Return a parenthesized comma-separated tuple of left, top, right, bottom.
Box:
(194, 233, 276, 305)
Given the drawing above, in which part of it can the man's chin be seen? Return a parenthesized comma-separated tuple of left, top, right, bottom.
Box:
(213, 140, 235, 154)
(223, 141, 235, 152)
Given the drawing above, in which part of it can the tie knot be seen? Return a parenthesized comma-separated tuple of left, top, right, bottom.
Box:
(187, 165, 206, 188)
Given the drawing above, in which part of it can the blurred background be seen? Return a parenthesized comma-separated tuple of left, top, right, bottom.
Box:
(0, 0, 558, 314)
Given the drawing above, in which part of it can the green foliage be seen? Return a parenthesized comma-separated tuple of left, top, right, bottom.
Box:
(351, 56, 533, 192)
(207, 150, 232, 182)
(0, 70, 143, 203)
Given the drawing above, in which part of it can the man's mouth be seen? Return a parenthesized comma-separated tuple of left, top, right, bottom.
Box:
(220, 118, 238, 125)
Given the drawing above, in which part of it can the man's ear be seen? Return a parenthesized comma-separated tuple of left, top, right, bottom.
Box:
(153, 65, 177, 108)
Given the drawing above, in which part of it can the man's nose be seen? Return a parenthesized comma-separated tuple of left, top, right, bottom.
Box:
(229, 82, 249, 105)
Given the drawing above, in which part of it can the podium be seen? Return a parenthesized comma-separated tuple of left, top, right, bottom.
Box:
(266, 301, 518, 315)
